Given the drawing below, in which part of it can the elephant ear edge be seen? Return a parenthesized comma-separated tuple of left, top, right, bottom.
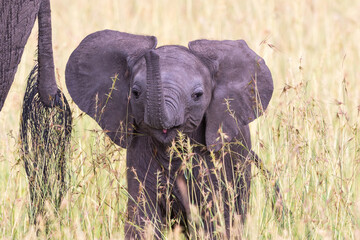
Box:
(65, 30, 157, 148)
(189, 39, 273, 151)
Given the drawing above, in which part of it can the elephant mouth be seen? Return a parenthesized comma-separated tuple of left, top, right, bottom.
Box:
(137, 120, 184, 144)
(152, 125, 182, 144)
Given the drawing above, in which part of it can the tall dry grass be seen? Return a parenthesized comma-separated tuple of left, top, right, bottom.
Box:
(0, 0, 359, 238)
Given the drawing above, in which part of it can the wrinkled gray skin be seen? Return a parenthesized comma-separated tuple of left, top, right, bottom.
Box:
(66, 30, 273, 239)
(0, 0, 58, 111)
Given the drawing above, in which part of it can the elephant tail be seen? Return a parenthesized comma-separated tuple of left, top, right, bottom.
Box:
(20, 65, 72, 224)
(20, 0, 72, 225)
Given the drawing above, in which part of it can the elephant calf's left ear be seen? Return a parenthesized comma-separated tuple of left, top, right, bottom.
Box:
(189, 39, 273, 151)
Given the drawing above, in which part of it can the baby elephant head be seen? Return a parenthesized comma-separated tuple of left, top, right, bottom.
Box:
(66, 30, 273, 150)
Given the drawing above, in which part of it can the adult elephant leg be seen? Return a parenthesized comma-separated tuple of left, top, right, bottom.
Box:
(0, 0, 41, 111)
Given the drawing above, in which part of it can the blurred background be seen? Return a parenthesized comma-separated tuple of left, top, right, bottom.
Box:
(0, 0, 359, 238)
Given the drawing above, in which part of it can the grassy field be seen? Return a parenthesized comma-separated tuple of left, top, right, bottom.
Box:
(1, 0, 360, 238)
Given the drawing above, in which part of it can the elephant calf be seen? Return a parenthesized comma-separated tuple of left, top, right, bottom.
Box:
(66, 30, 273, 239)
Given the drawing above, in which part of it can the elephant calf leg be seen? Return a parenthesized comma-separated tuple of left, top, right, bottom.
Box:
(126, 170, 163, 239)
(125, 199, 163, 239)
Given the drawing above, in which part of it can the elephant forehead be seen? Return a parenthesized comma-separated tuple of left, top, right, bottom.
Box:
(160, 69, 204, 86)
(132, 45, 211, 85)
(155, 45, 209, 75)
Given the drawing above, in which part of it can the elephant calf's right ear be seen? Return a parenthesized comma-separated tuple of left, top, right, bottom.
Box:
(65, 30, 157, 148)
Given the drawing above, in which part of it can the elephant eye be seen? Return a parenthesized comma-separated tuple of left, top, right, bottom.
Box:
(132, 86, 141, 99)
(192, 90, 203, 101)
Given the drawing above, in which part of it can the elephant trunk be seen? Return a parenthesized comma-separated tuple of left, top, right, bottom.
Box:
(37, 0, 57, 106)
(144, 51, 171, 130)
